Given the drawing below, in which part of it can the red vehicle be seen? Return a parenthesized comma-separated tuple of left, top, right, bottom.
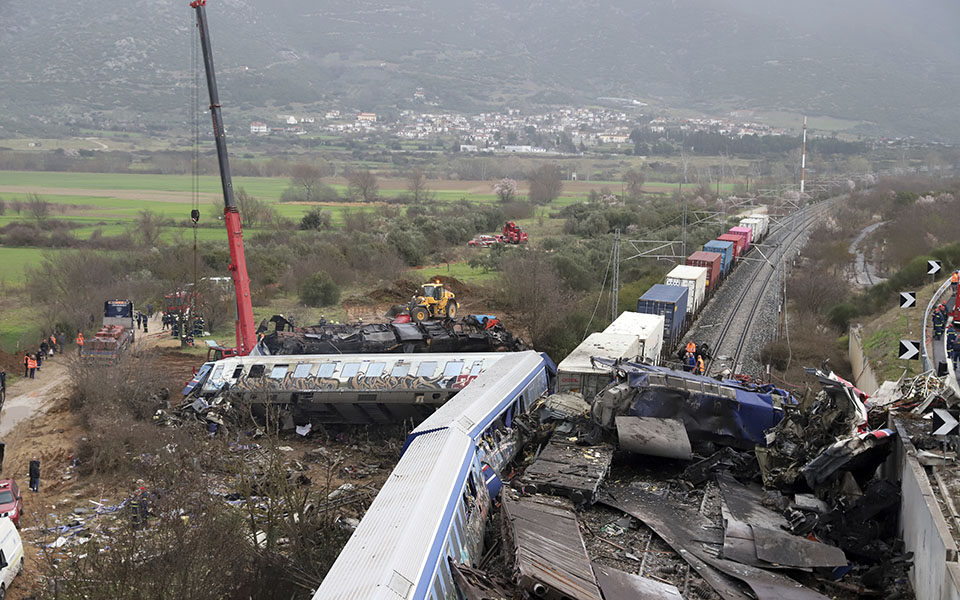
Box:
(503, 221, 528, 244)
(0, 480, 23, 527)
(467, 234, 499, 248)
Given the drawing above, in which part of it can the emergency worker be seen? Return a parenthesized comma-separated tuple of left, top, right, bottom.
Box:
(686, 352, 697, 372)
(696, 354, 705, 375)
(76, 332, 85, 356)
(686, 341, 697, 355)
(934, 308, 946, 340)
(952, 271, 959, 294)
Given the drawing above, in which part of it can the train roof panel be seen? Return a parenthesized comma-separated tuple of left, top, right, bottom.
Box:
(314, 429, 473, 599)
(410, 350, 547, 438)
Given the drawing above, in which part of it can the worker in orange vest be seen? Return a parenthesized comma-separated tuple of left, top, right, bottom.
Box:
(76, 332, 85, 357)
(952, 271, 959, 294)
(697, 354, 705, 375)
(685, 341, 697, 354)
(27, 355, 37, 379)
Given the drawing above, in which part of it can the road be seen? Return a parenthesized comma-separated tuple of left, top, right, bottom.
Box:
(0, 315, 168, 438)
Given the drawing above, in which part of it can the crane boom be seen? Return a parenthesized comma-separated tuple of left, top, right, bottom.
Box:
(190, 0, 257, 355)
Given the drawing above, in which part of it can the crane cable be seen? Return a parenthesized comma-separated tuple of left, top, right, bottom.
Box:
(190, 16, 201, 325)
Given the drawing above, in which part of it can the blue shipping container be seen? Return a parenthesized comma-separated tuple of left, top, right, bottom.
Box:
(703, 240, 735, 275)
(637, 284, 689, 349)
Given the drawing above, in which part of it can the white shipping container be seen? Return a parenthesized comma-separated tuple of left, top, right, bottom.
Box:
(744, 216, 768, 239)
(739, 217, 761, 242)
(665, 265, 708, 315)
(746, 213, 770, 237)
(557, 332, 641, 397)
(604, 311, 665, 365)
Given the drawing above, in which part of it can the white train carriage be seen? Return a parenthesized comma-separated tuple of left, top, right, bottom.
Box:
(314, 350, 555, 599)
(183, 352, 510, 424)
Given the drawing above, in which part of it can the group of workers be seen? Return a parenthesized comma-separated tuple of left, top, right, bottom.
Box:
(683, 341, 706, 375)
(933, 301, 960, 367)
(23, 333, 62, 379)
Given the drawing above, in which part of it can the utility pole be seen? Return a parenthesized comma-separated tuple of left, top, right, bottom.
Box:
(800, 116, 807, 194)
(611, 229, 621, 321)
(681, 199, 688, 259)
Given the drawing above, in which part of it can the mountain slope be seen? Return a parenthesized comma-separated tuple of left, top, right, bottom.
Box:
(0, 0, 957, 140)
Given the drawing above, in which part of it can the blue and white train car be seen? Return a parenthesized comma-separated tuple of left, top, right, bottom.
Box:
(314, 350, 555, 600)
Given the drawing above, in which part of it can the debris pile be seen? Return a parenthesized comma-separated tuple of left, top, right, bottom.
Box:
(259, 315, 525, 355)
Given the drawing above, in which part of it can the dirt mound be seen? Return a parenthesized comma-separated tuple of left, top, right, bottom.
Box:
(424, 275, 472, 296)
(0, 349, 24, 374)
(367, 278, 419, 303)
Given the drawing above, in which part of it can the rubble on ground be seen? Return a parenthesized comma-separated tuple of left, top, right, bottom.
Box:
(258, 315, 525, 355)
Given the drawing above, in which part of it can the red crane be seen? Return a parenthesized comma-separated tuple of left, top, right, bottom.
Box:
(190, 0, 256, 356)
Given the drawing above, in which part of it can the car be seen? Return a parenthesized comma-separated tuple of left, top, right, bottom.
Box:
(0, 516, 24, 599)
(467, 234, 500, 248)
(0, 482, 22, 527)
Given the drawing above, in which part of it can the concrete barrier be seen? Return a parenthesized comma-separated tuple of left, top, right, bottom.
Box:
(891, 419, 960, 600)
(849, 324, 880, 395)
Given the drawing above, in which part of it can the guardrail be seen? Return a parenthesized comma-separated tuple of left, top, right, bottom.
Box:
(922, 278, 960, 398)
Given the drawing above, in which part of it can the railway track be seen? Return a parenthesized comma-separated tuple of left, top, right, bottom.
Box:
(706, 200, 835, 376)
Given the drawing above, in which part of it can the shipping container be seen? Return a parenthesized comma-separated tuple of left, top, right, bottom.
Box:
(728, 226, 753, 251)
(603, 311, 665, 364)
(739, 217, 767, 243)
(686, 251, 722, 289)
(746, 213, 770, 238)
(557, 332, 641, 397)
(703, 239, 735, 274)
(665, 265, 708, 315)
(638, 284, 688, 350)
(717, 233, 744, 258)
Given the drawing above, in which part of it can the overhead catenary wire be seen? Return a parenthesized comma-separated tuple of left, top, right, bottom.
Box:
(583, 239, 615, 341)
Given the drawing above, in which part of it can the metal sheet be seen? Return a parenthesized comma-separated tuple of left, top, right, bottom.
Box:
(519, 437, 614, 503)
(752, 526, 847, 568)
(592, 564, 683, 600)
(615, 416, 692, 459)
(717, 472, 790, 531)
(604, 487, 831, 600)
(501, 495, 603, 600)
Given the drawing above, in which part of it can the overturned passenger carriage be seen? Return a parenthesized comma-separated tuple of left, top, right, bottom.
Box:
(184, 352, 513, 425)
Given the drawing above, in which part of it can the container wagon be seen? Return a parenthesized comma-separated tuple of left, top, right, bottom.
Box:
(556, 332, 640, 397)
(717, 233, 745, 258)
(637, 284, 688, 351)
(603, 311, 664, 365)
(728, 226, 753, 252)
(703, 239, 735, 275)
(665, 265, 708, 315)
(686, 251, 722, 290)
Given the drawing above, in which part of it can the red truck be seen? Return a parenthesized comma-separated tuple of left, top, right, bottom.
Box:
(82, 300, 136, 363)
(502, 221, 528, 244)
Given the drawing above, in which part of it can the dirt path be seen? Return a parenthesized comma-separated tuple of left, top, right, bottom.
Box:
(0, 315, 169, 439)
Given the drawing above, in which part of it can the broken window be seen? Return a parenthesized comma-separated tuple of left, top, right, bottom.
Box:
(292, 363, 312, 378)
(210, 364, 224, 380)
(391, 363, 410, 377)
(316, 363, 338, 378)
(365, 362, 386, 378)
(269, 365, 289, 379)
(341, 363, 362, 378)
(231, 365, 243, 379)
(248, 364, 265, 378)
(418, 361, 438, 377)
(442, 361, 463, 378)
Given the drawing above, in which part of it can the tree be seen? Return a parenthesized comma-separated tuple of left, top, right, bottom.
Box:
(136, 210, 165, 248)
(235, 187, 278, 228)
(27, 193, 50, 224)
(493, 178, 518, 203)
(347, 170, 379, 202)
(299, 272, 340, 307)
(299, 207, 331, 231)
(528, 164, 563, 205)
(290, 163, 325, 202)
(0, 197, 5, 216)
(623, 169, 645, 201)
(407, 168, 432, 203)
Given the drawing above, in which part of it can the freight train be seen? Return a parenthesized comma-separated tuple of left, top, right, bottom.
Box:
(635, 211, 771, 354)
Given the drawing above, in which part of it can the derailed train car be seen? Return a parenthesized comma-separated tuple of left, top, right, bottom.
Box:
(182, 352, 512, 425)
(313, 351, 555, 599)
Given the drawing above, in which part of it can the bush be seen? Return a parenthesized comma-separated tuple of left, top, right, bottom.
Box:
(299, 207, 331, 231)
(827, 302, 859, 330)
(299, 272, 341, 307)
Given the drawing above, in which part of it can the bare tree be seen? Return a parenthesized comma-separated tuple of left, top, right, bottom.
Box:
(347, 170, 379, 202)
(10, 199, 21, 215)
(500, 252, 572, 346)
(623, 168, 645, 201)
(236, 187, 278, 228)
(27, 193, 50, 224)
(0, 196, 5, 215)
(407, 168, 432, 203)
(528, 164, 563, 205)
(135, 210, 166, 248)
(290, 163, 325, 202)
(493, 178, 518, 203)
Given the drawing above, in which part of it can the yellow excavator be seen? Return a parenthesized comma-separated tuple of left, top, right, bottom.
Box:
(407, 281, 459, 322)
